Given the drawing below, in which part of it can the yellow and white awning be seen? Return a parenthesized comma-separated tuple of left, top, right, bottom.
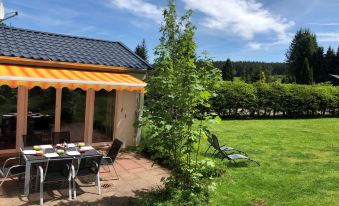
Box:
(0, 64, 146, 93)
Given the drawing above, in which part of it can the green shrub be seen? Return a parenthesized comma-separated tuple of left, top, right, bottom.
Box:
(213, 81, 257, 117)
(211, 81, 339, 118)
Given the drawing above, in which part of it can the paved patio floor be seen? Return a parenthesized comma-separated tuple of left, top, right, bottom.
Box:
(0, 152, 170, 206)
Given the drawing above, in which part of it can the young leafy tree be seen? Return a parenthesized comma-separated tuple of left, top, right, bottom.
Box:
(134, 39, 149, 62)
(259, 70, 267, 83)
(141, 0, 221, 192)
(221, 58, 235, 81)
(299, 57, 313, 85)
(286, 28, 318, 84)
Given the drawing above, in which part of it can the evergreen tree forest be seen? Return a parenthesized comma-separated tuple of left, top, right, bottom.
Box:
(286, 29, 339, 85)
(214, 28, 339, 85)
(214, 61, 287, 83)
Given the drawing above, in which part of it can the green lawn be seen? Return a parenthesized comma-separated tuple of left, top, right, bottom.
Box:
(203, 118, 339, 206)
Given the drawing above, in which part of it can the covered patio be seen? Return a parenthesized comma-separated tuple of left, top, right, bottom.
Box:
(0, 26, 150, 154)
(0, 151, 169, 206)
(0, 25, 160, 205)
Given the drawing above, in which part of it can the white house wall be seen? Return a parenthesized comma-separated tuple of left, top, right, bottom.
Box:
(114, 90, 141, 147)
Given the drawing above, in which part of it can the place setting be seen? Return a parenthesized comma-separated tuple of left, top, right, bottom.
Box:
(21, 142, 96, 159)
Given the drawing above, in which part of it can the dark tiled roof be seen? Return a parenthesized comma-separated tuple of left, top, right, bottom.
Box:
(0, 26, 151, 70)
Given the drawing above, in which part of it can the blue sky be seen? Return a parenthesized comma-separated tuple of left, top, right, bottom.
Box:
(4, 0, 339, 63)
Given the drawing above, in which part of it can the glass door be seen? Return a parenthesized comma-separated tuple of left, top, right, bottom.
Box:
(92, 90, 116, 143)
(61, 88, 86, 142)
(0, 86, 17, 150)
(27, 87, 55, 144)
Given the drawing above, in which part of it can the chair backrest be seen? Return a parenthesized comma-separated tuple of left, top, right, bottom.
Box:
(107, 138, 123, 162)
(203, 129, 212, 138)
(210, 135, 232, 160)
(204, 129, 214, 145)
(52, 131, 71, 145)
(211, 134, 221, 149)
(76, 155, 103, 176)
(44, 158, 73, 181)
(22, 134, 43, 147)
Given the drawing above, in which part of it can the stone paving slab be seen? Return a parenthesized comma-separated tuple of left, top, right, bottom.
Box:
(0, 152, 170, 206)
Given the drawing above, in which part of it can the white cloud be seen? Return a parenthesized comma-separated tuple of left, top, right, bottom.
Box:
(248, 42, 262, 50)
(317, 32, 339, 42)
(109, 0, 163, 23)
(182, 0, 294, 41)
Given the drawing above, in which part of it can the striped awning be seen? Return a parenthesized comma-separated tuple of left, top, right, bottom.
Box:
(0, 64, 146, 92)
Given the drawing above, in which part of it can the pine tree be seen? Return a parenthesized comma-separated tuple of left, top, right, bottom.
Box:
(286, 28, 318, 84)
(300, 57, 313, 85)
(134, 39, 149, 62)
(325, 46, 336, 77)
(335, 46, 339, 75)
(221, 58, 235, 81)
(312, 47, 325, 83)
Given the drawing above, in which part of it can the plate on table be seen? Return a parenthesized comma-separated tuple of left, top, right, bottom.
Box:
(80, 146, 94, 151)
(44, 153, 59, 158)
(66, 151, 80, 156)
(40, 145, 53, 149)
(67, 143, 76, 148)
(22, 150, 37, 155)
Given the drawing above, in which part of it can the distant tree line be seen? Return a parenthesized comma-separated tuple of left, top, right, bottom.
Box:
(214, 28, 339, 86)
(205, 81, 339, 118)
(214, 60, 288, 83)
(286, 28, 339, 85)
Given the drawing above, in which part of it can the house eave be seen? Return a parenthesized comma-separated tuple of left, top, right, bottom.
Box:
(0, 56, 147, 74)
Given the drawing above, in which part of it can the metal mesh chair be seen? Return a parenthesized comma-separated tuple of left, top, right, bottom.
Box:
(73, 154, 103, 199)
(204, 129, 246, 155)
(216, 146, 260, 167)
(100, 138, 123, 180)
(0, 155, 26, 187)
(36, 158, 74, 205)
(23, 134, 44, 147)
(51, 131, 71, 145)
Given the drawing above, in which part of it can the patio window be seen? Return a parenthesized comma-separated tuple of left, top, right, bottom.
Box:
(92, 90, 116, 143)
(27, 87, 55, 142)
(0, 64, 146, 152)
(61, 88, 86, 143)
(0, 85, 17, 150)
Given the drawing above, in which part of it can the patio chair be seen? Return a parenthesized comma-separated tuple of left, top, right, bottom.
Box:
(73, 154, 103, 199)
(36, 158, 74, 205)
(52, 131, 71, 145)
(100, 138, 123, 180)
(23, 134, 45, 147)
(203, 129, 245, 155)
(215, 146, 260, 167)
(0, 155, 26, 187)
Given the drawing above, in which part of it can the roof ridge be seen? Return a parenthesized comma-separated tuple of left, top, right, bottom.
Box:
(0, 25, 120, 44)
(0, 25, 151, 70)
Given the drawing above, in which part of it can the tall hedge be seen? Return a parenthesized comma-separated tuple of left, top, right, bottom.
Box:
(211, 82, 339, 118)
